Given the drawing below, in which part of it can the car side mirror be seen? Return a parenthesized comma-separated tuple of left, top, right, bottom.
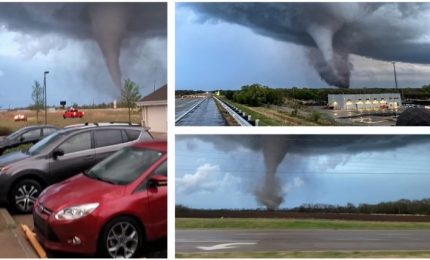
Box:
(148, 175, 167, 188)
(53, 149, 65, 159)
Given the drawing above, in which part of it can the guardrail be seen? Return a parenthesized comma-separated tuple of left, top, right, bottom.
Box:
(175, 98, 207, 123)
(213, 96, 257, 126)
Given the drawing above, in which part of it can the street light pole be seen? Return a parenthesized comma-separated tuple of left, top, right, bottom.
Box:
(44, 71, 49, 125)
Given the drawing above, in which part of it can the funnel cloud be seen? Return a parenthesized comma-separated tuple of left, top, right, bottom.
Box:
(0, 3, 166, 95)
(186, 3, 430, 88)
(181, 135, 430, 210)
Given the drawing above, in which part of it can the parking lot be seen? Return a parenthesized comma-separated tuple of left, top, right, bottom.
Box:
(0, 210, 167, 258)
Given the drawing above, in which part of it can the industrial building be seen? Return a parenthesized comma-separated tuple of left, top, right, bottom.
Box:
(328, 93, 402, 111)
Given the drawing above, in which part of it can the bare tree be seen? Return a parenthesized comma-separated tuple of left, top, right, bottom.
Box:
(31, 81, 44, 123)
(121, 79, 142, 123)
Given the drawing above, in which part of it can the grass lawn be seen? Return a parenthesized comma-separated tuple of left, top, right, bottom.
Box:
(176, 217, 430, 230)
(176, 250, 430, 258)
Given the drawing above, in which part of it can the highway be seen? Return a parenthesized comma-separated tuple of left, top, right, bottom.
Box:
(175, 97, 226, 126)
(176, 229, 430, 252)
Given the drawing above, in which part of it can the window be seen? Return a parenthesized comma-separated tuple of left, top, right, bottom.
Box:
(22, 129, 41, 140)
(58, 131, 91, 154)
(152, 160, 167, 177)
(95, 129, 123, 148)
(124, 129, 141, 142)
(42, 128, 57, 136)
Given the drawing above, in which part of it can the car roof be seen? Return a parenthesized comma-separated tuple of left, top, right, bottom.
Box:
(133, 140, 167, 152)
(57, 125, 148, 135)
(17, 125, 59, 131)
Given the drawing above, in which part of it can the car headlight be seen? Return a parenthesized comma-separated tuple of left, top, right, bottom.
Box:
(55, 203, 99, 221)
(0, 166, 10, 175)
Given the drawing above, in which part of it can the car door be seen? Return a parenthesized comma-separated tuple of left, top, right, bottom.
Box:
(144, 159, 167, 237)
(94, 129, 127, 164)
(49, 131, 95, 183)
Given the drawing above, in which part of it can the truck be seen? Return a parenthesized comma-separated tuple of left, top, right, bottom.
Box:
(63, 107, 85, 119)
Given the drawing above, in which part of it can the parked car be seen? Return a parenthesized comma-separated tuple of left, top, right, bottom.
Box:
(63, 108, 84, 119)
(0, 125, 153, 213)
(0, 125, 59, 155)
(14, 114, 27, 122)
(34, 141, 167, 257)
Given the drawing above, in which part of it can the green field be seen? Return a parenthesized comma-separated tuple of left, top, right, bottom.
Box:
(176, 218, 430, 230)
(177, 250, 430, 258)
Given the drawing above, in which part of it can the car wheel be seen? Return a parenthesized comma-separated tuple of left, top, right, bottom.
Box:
(63, 115, 66, 119)
(10, 179, 42, 214)
(99, 217, 144, 258)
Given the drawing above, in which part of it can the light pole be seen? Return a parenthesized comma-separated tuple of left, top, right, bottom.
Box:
(44, 71, 49, 125)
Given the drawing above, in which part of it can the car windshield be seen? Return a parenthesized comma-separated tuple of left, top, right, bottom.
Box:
(27, 132, 64, 156)
(85, 147, 164, 185)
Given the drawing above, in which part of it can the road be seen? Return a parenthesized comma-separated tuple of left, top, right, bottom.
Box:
(176, 229, 430, 252)
(175, 98, 206, 119)
(176, 98, 226, 126)
(13, 213, 166, 258)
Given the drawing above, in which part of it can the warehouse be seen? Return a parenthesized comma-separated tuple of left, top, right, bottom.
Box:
(328, 93, 402, 111)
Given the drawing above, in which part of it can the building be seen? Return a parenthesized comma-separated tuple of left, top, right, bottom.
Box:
(328, 93, 402, 111)
(136, 84, 167, 134)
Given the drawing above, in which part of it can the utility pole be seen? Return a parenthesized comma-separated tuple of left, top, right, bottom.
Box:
(44, 71, 49, 125)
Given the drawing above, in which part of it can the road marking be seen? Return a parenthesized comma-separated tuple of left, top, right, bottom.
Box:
(197, 242, 256, 251)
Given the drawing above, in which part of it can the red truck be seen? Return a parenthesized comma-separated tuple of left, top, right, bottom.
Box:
(63, 107, 85, 119)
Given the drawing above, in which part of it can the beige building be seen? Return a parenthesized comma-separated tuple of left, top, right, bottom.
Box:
(136, 85, 167, 134)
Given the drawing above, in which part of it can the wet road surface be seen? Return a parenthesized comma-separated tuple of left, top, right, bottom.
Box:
(176, 98, 226, 126)
(176, 229, 430, 252)
(175, 98, 205, 119)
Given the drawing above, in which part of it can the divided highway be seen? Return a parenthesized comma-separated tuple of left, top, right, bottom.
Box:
(176, 229, 430, 253)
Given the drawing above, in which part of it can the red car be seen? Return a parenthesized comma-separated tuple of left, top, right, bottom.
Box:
(33, 141, 167, 257)
(63, 107, 84, 119)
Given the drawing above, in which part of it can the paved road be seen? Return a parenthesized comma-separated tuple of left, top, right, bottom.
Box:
(176, 98, 226, 126)
(176, 229, 430, 252)
(175, 98, 206, 119)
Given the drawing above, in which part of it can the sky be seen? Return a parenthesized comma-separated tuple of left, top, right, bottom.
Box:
(0, 3, 167, 109)
(176, 3, 430, 90)
(176, 135, 430, 209)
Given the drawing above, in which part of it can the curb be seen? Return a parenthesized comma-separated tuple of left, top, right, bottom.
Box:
(0, 208, 17, 231)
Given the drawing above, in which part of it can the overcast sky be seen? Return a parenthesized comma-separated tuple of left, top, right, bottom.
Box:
(176, 3, 430, 90)
(176, 135, 430, 209)
(0, 3, 166, 108)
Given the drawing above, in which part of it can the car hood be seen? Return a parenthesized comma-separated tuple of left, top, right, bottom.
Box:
(0, 151, 29, 166)
(38, 174, 125, 212)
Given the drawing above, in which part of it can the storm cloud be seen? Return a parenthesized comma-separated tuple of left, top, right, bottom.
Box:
(182, 135, 430, 209)
(186, 3, 430, 88)
(0, 3, 166, 95)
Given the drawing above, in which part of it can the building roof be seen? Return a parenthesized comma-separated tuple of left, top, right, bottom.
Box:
(139, 84, 167, 102)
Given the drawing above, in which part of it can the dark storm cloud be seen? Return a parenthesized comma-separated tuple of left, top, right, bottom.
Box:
(186, 3, 430, 88)
(0, 3, 166, 90)
(181, 135, 430, 209)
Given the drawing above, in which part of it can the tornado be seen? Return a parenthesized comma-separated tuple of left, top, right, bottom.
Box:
(182, 135, 430, 210)
(185, 3, 430, 88)
(89, 4, 129, 88)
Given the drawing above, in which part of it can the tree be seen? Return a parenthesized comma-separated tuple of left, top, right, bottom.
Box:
(31, 81, 44, 123)
(121, 79, 141, 123)
(60, 101, 66, 109)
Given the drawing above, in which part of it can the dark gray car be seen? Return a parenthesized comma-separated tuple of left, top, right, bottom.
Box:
(0, 125, 153, 213)
(0, 125, 59, 155)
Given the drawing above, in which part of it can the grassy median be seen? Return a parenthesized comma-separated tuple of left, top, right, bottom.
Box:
(176, 217, 430, 230)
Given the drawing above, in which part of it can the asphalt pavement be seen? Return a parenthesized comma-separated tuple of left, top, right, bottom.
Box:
(176, 98, 226, 126)
(176, 229, 430, 253)
(175, 98, 206, 119)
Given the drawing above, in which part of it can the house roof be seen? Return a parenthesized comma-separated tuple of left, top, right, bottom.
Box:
(137, 84, 167, 106)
